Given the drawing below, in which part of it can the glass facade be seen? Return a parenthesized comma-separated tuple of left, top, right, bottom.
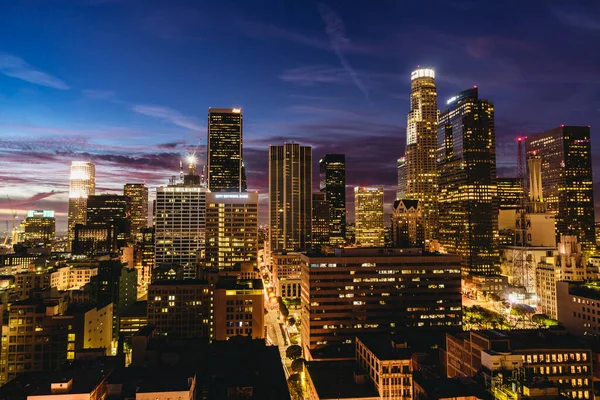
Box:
(354, 187, 384, 247)
(319, 154, 346, 245)
(525, 126, 595, 252)
(207, 108, 243, 192)
(436, 87, 499, 275)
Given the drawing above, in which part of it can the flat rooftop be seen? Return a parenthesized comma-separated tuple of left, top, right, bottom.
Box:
(306, 360, 379, 399)
(357, 335, 412, 361)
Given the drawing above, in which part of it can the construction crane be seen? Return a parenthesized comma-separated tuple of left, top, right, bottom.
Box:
(2, 196, 17, 247)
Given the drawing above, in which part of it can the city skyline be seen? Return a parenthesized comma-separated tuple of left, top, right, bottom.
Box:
(2, 1, 600, 231)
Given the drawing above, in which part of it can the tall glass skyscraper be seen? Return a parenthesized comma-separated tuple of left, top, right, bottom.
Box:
(404, 68, 438, 243)
(354, 187, 384, 247)
(67, 161, 95, 248)
(124, 183, 148, 240)
(526, 126, 595, 252)
(207, 108, 243, 192)
(269, 143, 312, 251)
(319, 154, 346, 246)
(436, 87, 498, 275)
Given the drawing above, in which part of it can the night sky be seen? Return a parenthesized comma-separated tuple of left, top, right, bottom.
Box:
(1, 0, 600, 232)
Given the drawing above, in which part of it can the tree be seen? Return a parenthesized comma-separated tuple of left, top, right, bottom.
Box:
(286, 345, 302, 360)
(291, 358, 305, 373)
(287, 373, 303, 400)
(278, 297, 289, 318)
(288, 317, 296, 326)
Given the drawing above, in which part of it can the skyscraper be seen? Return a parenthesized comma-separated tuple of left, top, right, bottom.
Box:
(67, 161, 95, 247)
(19, 210, 55, 247)
(269, 143, 312, 251)
(155, 160, 208, 279)
(396, 156, 406, 200)
(86, 194, 131, 246)
(354, 187, 384, 247)
(404, 68, 438, 243)
(311, 192, 330, 250)
(319, 154, 346, 246)
(207, 108, 243, 192)
(436, 87, 498, 275)
(124, 183, 148, 239)
(525, 126, 595, 252)
(205, 192, 259, 270)
(497, 178, 524, 211)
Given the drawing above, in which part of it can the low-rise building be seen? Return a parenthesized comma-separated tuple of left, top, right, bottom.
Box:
(213, 278, 264, 341)
(557, 281, 600, 338)
(301, 248, 462, 359)
(147, 279, 212, 339)
(445, 329, 593, 399)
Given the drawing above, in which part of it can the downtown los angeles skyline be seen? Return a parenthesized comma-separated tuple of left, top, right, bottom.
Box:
(1, 0, 600, 230)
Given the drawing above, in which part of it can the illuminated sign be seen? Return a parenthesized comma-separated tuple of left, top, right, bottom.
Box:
(446, 96, 458, 105)
(215, 194, 249, 199)
(232, 108, 241, 113)
(410, 68, 435, 80)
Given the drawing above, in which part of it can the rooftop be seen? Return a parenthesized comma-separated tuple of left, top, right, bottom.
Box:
(413, 372, 492, 400)
(149, 279, 209, 287)
(119, 300, 147, 318)
(306, 360, 379, 399)
(215, 278, 263, 290)
(357, 335, 412, 361)
(566, 281, 600, 301)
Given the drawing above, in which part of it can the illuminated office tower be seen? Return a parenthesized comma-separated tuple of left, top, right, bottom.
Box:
(311, 192, 330, 250)
(207, 108, 243, 192)
(437, 87, 498, 275)
(124, 183, 148, 239)
(354, 187, 384, 247)
(404, 68, 438, 243)
(20, 210, 55, 247)
(155, 160, 208, 279)
(525, 126, 595, 252)
(497, 178, 523, 210)
(269, 143, 312, 251)
(67, 161, 96, 247)
(319, 154, 346, 245)
(86, 194, 131, 247)
(205, 192, 258, 270)
(397, 156, 406, 200)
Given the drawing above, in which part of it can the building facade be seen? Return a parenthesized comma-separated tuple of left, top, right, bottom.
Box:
(19, 210, 55, 248)
(354, 187, 384, 247)
(525, 126, 595, 252)
(207, 108, 243, 192)
(86, 194, 131, 247)
(436, 87, 498, 275)
(213, 278, 265, 341)
(204, 192, 258, 270)
(391, 199, 424, 248)
(124, 183, 148, 239)
(268, 143, 312, 251)
(397, 156, 406, 200)
(311, 192, 330, 250)
(319, 154, 346, 246)
(147, 280, 212, 339)
(155, 182, 208, 279)
(67, 161, 96, 248)
(300, 248, 462, 358)
(404, 68, 438, 243)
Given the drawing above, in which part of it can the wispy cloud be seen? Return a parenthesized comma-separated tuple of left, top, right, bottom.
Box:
(318, 3, 371, 104)
(2, 191, 64, 207)
(0, 53, 69, 90)
(132, 104, 203, 131)
(550, 6, 600, 31)
(280, 65, 350, 86)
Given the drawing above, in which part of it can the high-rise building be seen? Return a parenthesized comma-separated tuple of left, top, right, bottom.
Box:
(124, 183, 148, 239)
(525, 126, 595, 251)
(404, 68, 438, 243)
(311, 192, 330, 250)
(204, 192, 258, 270)
(19, 210, 55, 247)
(86, 194, 131, 247)
(391, 199, 423, 248)
(155, 161, 208, 279)
(269, 143, 312, 251)
(319, 154, 346, 245)
(397, 156, 406, 200)
(207, 108, 243, 192)
(67, 161, 95, 247)
(436, 87, 498, 275)
(300, 248, 462, 358)
(497, 178, 523, 210)
(354, 187, 384, 247)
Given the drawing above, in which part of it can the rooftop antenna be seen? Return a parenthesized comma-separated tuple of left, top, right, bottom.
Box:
(179, 160, 184, 183)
